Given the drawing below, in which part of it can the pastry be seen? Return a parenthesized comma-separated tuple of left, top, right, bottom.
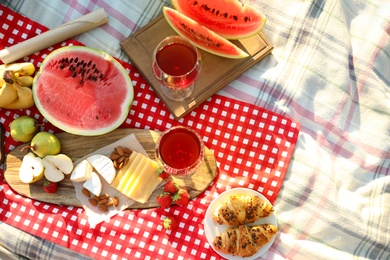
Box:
(212, 194, 274, 226)
(213, 224, 278, 257)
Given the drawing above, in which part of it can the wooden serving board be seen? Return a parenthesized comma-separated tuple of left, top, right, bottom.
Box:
(120, 15, 273, 119)
(4, 128, 217, 209)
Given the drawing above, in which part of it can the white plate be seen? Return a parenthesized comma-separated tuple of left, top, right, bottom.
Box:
(204, 188, 278, 260)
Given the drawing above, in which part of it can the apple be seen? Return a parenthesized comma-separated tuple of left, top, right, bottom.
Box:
(43, 154, 74, 182)
(83, 171, 102, 196)
(19, 152, 44, 183)
(70, 159, 93, 182)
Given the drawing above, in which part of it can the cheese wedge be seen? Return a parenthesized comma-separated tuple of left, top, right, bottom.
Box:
(87, 154, 116, 184)
(111, 151, 162, 203)
(83, 171, 102, 196)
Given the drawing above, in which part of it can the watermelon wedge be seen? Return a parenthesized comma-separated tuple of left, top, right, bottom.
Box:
(163, 7, 249, 59)
(32, 46, 134, 136)
(172, 0, 266, 39)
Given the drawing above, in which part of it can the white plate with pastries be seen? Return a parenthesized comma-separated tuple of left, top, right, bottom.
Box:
(204, 187, 278, 260)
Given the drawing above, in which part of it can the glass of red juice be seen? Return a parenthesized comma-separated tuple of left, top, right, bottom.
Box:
(155, 126, 205, 176)
(152, 36, 201, 102)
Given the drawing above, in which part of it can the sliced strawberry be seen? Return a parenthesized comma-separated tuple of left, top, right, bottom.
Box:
(162, 216, 179, 230)
(172, 189, 189, 206)
(163, 180, 179, 194)
(156, 192, 172, 209)
(43, 181, 58, 193)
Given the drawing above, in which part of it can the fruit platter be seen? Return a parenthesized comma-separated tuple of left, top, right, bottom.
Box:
(4, 128, 217, 209)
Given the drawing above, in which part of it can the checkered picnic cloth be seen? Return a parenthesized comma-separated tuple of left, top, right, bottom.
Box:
(1, 0, 389, 259)
(0, 3, 300, 260)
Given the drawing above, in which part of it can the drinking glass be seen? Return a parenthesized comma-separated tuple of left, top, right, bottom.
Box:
(152, 36, 201, 102)
(155, 126, 205, 177)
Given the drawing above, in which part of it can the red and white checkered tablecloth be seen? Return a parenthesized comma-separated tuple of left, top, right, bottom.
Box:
(0, 5, 299, 259)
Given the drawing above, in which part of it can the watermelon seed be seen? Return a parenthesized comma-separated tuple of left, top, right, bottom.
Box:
(202, 5, 210, 11)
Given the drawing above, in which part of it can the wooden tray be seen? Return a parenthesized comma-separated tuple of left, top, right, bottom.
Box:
(120, 15, 273, 119)
(4, 128, 217, 209)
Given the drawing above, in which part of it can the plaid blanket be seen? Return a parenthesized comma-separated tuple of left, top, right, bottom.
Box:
(1, 0, 389, 259)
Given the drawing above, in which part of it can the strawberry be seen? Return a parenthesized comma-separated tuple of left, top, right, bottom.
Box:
(158, 171, 170, 179)
(172, 189, 189, 206)
(156, 192, 172, 209)
(162, 216, 179, 230)
(43, 181, 58, 193)
(163, 180, 179, 194)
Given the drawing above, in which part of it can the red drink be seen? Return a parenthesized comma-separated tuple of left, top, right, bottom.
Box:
(152, 36, 201, 101)
(156, 42, 197, 76)
(156, 126, 205, 176)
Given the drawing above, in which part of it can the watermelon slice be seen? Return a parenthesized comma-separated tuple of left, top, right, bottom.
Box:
(172, 0, 266, 39)
(32, 46, 134, 136)
(163, 7, 248, 59)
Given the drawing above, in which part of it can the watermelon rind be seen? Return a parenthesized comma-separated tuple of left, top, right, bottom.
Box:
(32, 46, 134, 136)
(172, 0, 266, 40)
(163, 7, 249, 59)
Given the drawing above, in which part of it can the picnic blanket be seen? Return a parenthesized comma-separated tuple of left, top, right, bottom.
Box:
(0, 0, 389, 259)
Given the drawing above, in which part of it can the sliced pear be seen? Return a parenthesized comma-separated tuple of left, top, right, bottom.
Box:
(43, 159, 65, 182)
(83, 171, 102, 196)
(70, 159, 93, 182)
(19, 152, 44, 183)
(42, 154, 74, 182)
(87, 154, 116, 184)
(44, 154, 74, 175)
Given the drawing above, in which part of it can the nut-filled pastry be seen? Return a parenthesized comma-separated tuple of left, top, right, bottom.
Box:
(213, 224, 278, 257)
(212, 194, 274, 226)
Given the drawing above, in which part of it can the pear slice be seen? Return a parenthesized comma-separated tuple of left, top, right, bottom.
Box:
(87, 154, 116, 184)
(19, 152, 44, 183)
(83, 171, 102, 196)
(43, 154, 74, 182)
(44, 154, 74, 174)
(70, 159, 93, 182)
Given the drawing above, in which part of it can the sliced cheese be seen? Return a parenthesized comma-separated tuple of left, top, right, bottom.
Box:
(110, 152, 137, 187)
(121, 155, 148, 193)
(116, 152, 143, 191)
(111, 151, 162, 203)
(125, 158, 162, 203)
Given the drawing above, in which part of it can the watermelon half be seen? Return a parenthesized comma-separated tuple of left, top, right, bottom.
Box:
(163, 7, 248, 59)
(172, 0, 266, 39)
(33, 46, 134, 136)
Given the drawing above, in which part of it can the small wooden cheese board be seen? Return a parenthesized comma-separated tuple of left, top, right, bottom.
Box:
(4, 128, 217, 209)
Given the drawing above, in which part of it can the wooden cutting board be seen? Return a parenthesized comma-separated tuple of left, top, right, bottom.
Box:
(4, 128, 217, 209)
(121, 15, 273, 119)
